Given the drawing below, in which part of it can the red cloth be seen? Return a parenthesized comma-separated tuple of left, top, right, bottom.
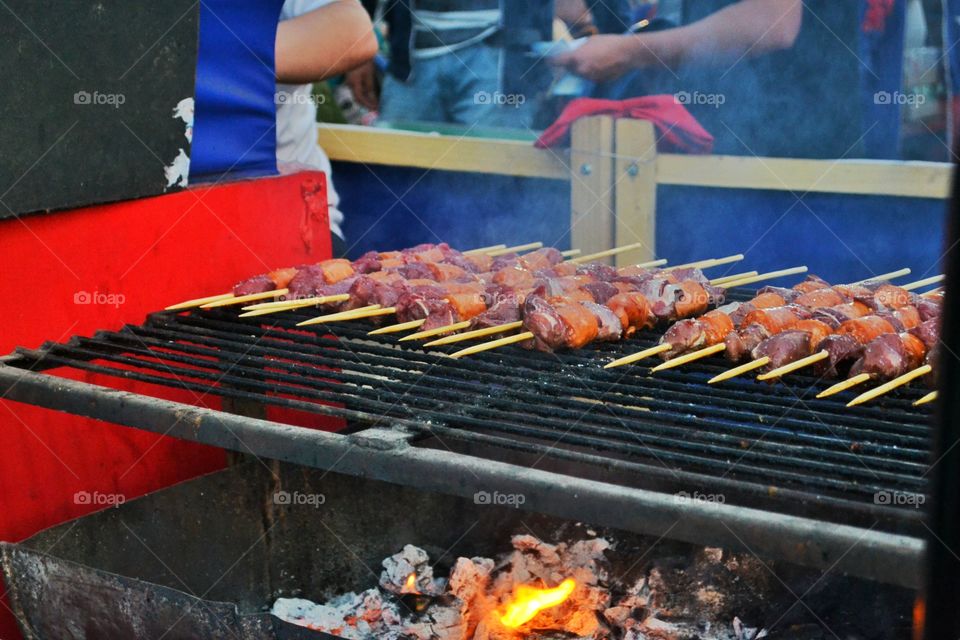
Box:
(535, 95, 714, 154)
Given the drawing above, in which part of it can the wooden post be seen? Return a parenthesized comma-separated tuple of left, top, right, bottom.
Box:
(613, 119, 658, 266)
(570, 116, 615, 261)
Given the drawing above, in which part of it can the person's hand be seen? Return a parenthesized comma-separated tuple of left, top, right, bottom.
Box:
(550, 34, 638, 83)
(344, 60, 380, 111)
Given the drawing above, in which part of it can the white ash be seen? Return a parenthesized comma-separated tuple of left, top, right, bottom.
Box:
(273, 537, 769, 640)
(273, 589, 404, 639)
(380, 544, 445, 596)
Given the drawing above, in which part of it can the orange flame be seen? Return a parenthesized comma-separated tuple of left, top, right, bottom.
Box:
(403, 573, 418, 594)
(499, 578, 576, 628)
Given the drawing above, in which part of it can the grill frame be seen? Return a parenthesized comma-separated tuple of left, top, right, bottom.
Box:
(0, 295, 935, 588)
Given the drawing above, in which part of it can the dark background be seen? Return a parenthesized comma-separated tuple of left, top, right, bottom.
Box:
(0, 1, 199, 218)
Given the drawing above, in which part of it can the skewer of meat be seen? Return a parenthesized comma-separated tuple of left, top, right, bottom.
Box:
(641, 269, 916, 374)
(164, 242, 535, 311)
(397, 263, 726, 342)
(733, 276, 942, 383)
(816, 314, 941, 399)
(603, 267, 814, 369)
(244, 245, 672, 323)
(293, 249, 678, 330)
(447, 266, 805, 359)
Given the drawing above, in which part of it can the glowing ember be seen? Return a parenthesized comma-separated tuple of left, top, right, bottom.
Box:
(499, 578, 576, 629)
(403, 573, 418, 594)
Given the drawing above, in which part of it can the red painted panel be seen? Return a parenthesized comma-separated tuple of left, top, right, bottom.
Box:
(0, 172, 331, 638)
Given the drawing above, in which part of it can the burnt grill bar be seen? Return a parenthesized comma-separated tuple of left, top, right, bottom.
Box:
(0, 293, 934, 590)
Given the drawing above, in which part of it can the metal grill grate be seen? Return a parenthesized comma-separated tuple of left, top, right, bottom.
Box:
(1, 298, 933, 538)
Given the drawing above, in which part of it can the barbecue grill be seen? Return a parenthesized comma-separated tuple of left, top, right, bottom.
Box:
(0, 290, 932, 589)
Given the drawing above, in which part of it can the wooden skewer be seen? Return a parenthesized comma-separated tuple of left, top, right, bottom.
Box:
(604, 344, 671, 369)
(424, 321, 525, 347)
(486, 242, 543, 257)
(650, 343, 726, 373)
(718, 266, 808, 290)
(709, 271, 758, 286)
(817, 373, 871, 398)
(243, 295, 343, 311)
(368, 319, 426, 335)
(914, 391, 938, 406)
(902, 274, 945, 292)
(400, 321, 472, 342)
(568, 242, 648, 264)
(239, 294, 352, 316)
(708, 357, 770, 384)
(202, 289, 290, 309)
(449, 331, 534, 359)
(166, 293, 233, 311)
(462, 244, 507, 256)
(671, 254, 745, 270)
(756, 350, 829, 381)
(297, 305, 395, 327)
(711, 267, 915, 383)
(922, 287, 943, 298)
(561, 249, 581, 258)
(847, 364, 933, 407)
(848, 268, 912, 285)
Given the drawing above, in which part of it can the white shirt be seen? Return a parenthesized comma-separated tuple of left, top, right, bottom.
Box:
(277, 0, 345, 239)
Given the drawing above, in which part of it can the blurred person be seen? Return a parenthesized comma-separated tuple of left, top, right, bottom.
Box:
(276, 0, 378, 253)
(344, 1, 570, 129)
(550, 1, 866, 159)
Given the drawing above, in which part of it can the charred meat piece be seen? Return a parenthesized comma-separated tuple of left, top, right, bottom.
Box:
(352, 251, 382, 274)
(738, 305, 812, 335)
(233, 274, 276, 296)
(916, 297, 942, 322)
(606, 292, 654, 334)
(792, 275, 831, 294)
(519, 248, 564, 272)
(910, 318, 940, 350)
(872, 284, 913, 309)
(725, 323, 771, 362)
(813, 334, 864, 378)
(582, 281, 619, 305)
(582, 302, 623, 341)
(794, 288, 846, 309)
(471, 296, 521, 329)
(576, 262, 619, 281)
(836, 315, 897, 345)
(659, 308, 735, 359)
(523, 295, 567, 351)
(753, 330, 812, 370)
(848, 333, 925, 381)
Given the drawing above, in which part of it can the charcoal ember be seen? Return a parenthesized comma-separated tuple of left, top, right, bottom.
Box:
(622, 615, 700, 640)
(400, 602, 469, 640)
(273, 589, 404, 639)
(483, 535, 611, 637)
(643, 551, 773, 628)
(380, 544, 444, 596)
